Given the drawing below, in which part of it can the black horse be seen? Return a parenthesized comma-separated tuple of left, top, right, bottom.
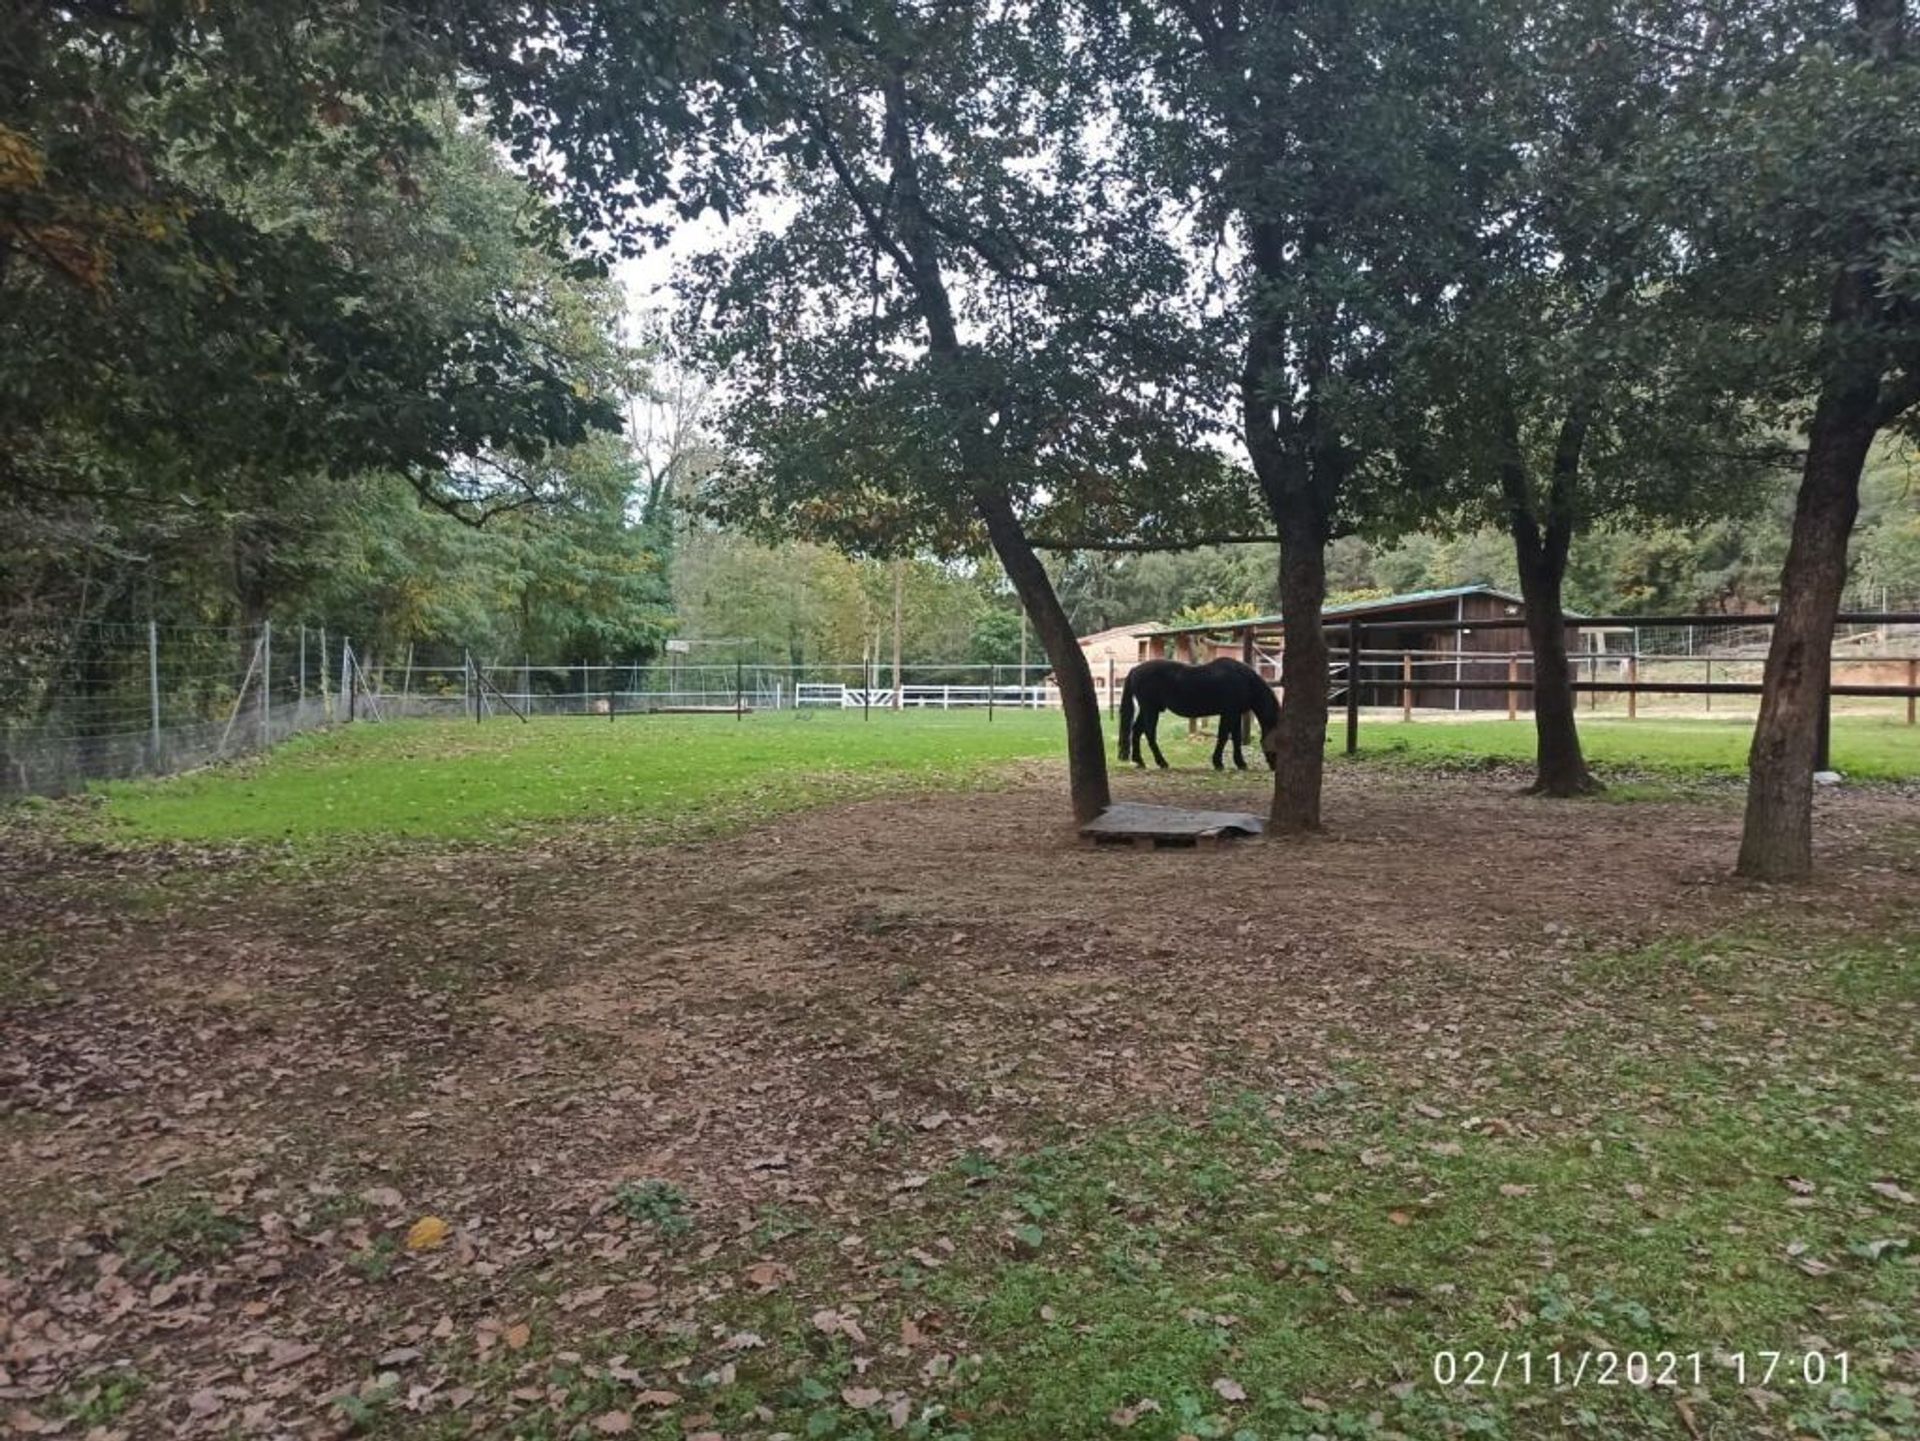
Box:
(1118, 658, 1280, 770)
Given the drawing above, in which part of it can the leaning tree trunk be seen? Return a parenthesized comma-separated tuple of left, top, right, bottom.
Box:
(863, 71, 1109, 824)
(1270, 513, 1329, 833)
(976, 487, 1111, 823)
(1738, 0, 1907, 881)
(1736, 389, 1876, 880)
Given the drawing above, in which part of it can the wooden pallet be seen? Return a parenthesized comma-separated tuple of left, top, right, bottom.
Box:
(1078, 802, 1265, 851)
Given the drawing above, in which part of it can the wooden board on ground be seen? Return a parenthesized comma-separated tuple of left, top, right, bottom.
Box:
(1079, 802, 1266, 851)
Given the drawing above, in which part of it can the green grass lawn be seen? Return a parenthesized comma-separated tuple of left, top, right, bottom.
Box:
(90, 710, 1064, 846)
(77, 709, 1920, 849)
(1347, 713, 1920, 781)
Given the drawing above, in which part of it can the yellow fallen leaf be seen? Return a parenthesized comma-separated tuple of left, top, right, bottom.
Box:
(405, 1215, 451, 1251)
(505, 1321, 532, 1351)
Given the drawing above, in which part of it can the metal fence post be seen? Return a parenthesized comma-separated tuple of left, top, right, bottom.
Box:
(1345, 622, 1360, 755)
(146, 625, 162, 771)
(260, 620, 272, 747)
(989, 664, 997, 722)
(1909, 658, 1917, 726)
(736, 657, 744, 720)
(298, 625, 307, 711)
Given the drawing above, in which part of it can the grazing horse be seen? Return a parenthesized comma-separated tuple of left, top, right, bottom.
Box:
(1118, 658, 1280, 770)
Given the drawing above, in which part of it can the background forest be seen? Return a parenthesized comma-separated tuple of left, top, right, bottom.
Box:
(5, 2, 1919, 691)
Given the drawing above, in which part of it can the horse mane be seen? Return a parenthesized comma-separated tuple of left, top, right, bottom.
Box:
(1248, 667, 1280, 726)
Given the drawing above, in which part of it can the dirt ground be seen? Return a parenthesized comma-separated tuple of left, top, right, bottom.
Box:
(2, 768, 1917, 1437)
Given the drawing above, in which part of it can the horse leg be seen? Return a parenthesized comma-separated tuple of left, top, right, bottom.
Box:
(1146, 710, 1170, 769)
(1128, 709, 1146, 767)
(1211, 716, 1228, 770)
(1230, 712, 1248, 769)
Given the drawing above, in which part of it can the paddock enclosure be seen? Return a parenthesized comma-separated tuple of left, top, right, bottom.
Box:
(4, 713, 1919, 1437)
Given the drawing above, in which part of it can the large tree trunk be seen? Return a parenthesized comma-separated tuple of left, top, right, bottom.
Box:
(1499, 401, 1598, 797)
(1271, 514, 1328, 833)
(1736, 0, 1907, 881)
(1512, 531, 1598, 796)
(1736, 387, 1875, 880)
(977, 487, 1110, 823)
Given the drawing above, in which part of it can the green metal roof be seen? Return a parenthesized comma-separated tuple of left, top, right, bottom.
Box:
(1142, 584, 1551, 638)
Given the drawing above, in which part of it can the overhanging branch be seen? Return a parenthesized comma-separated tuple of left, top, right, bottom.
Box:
(1030, 532, 1280, 552)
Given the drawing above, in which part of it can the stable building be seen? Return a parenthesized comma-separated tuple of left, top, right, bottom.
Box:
(1136, 584, 1589, 713)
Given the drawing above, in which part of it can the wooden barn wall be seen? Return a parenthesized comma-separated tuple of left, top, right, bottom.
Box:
(1145, 595, 1584, 713)
(1456, 594, 1521, 710)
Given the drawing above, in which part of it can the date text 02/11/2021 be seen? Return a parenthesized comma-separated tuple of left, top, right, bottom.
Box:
(1431, 1350, 1851, 1388)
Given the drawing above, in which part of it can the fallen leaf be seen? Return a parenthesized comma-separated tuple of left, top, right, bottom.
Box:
(1108, 1398, 1162, 1428)
(405, 1215, 451, 1251)
(592, 1413, 633, 1435)
(1498, 1183, 1535, 1198)
(842, 1386, 884, 1409)
(266, 1339, 317, 1371)
(1212, 1377, 1248, 1402)
(1870, 1179, 1918, 1205)
(504, 1321, 532, 1351)
(744, 1261, 791, 1291)
(634, 1390, 681, 1407)
(811, 1308, 867, 1343)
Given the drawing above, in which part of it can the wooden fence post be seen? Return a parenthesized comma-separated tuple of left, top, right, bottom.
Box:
(1506, 654, 1517, 722)
(1401, 651, 1412, 723)
(1816, 664, 1832, 771)
(1627, 653, 1638, 720)
(1909, 658, 1916, 726)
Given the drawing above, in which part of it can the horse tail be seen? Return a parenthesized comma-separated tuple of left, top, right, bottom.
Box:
(1117, 670, 1137, 760)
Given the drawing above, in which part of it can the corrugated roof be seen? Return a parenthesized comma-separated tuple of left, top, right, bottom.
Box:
(1142, 583, 1554, 638)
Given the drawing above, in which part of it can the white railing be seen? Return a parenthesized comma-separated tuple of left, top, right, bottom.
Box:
(796, 682, 1054, 710)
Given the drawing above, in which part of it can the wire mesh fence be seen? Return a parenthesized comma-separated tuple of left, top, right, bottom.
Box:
(447, 661, 1061, 719)
(6, 612, 1916, 800)
(0, 621, 372, 799)
(0, 629, 1070, 798)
